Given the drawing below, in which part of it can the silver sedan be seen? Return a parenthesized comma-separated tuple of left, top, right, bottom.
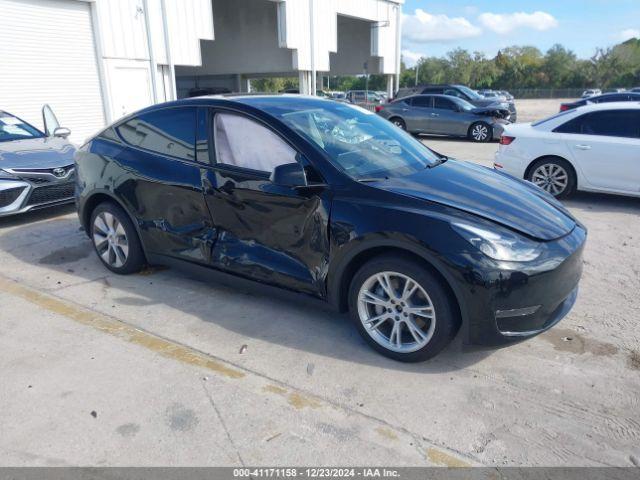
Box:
(377, 94, 511, 142)
(0, 106, 76, 217)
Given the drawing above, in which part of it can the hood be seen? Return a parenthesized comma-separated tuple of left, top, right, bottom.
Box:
(375, 160, 576, 241)
(471, 106, 511, 119)
(0, 137, 76, 169)
(472, 98, 508, 108)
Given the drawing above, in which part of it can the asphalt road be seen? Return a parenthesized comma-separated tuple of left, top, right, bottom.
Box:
(1, 99, 639, 466)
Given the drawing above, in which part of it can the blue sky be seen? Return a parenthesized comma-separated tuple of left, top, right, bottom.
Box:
(401, 0, 640, 65)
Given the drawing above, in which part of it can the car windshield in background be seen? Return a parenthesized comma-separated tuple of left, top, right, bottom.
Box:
(457, 86, 483, 101)
(261, 100, 439, 180)
(0, 112, 44, 142)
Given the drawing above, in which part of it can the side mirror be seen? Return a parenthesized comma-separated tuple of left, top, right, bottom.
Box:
(42, 104, 61, 137)
(53, 127, 71, 139)
(270, 163, 307, 188)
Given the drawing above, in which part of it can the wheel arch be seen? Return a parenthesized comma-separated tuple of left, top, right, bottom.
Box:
(525, 155, 579, 190)
(81, 190, 148, 259)
(328, 241, 464, 328)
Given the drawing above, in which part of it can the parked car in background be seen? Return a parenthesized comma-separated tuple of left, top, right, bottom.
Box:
(377, 94, 510, 142)
(331, 92, 346, 100)
(375, 91, 388, 102)
(581, 89, 602, 98)
(479, 90, 507, 102)
(497, 90, 515, 101)
(76, 95, 585, 362)
(560, 92, 640, 111)
(0, 106, 76, 217)
(187, 86, 232, 97)
(630, 87, 640, 92)
(495, 102, 640, 199)
(395, 85, 517, 122)
(346, 90, 383, 104)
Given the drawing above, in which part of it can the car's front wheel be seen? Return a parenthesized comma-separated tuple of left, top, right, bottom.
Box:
(468, 122, 492, 142)
(348, 255, 459, 362)
(90, 202, 145, 274)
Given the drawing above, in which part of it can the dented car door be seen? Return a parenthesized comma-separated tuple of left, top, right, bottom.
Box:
(199, 109, 331, 296)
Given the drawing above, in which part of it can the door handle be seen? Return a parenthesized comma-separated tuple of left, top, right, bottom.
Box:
(401, 108, 409, 112)
(575, 144, 591, 150)
(430, 113, 439, 117)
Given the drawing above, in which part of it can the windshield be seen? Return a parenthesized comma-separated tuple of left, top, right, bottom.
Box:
(457, 85, 482, 100)
(0, 112, 44, 143)
(255, 99, 439, 179)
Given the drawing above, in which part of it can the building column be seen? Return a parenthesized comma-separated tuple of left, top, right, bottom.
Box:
(236, 75, 251, 93)
(317, 72, 324, 92)
(386, 74, 395, 100)
(299, 71, 312, 95)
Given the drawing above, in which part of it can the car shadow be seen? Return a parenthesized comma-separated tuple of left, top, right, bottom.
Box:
(563, 191, 640, 213)
(0, 204, 76, 229)
(0, 212, 500, 373)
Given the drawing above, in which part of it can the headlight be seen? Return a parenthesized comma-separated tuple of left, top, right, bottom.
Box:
(452, 222, 541, 262)
(0, 169, 17, 180)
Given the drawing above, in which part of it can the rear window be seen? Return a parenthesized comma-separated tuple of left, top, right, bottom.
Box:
(117, 107, 196, 161)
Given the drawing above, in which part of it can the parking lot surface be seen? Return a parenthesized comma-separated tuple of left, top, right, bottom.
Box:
(1, 99, 639, 467)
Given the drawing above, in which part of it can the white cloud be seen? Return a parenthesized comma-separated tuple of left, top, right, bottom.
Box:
(478, 11, 558, 35)
(616, 28, 640, 41)
(402, 9, 482, 43)
(401, 49, 424, 67)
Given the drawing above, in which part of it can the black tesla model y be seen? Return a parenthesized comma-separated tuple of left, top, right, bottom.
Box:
(75, 96, 586, 362)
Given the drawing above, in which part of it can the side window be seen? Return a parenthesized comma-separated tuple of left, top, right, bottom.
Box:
(214, 113, 298, 173)
(555, 110, 640, 138)
(597, 95, 620, 103)
(412, 96, 432, 108)
(434, 97, 456, 111)
(117, 107, 196, 161)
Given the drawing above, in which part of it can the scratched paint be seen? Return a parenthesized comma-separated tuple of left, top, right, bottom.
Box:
(0, 275, 245, 380)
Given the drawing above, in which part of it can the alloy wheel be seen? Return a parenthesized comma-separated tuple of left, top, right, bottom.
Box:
(531, 163, 568, 196)
(392, 119, 406, 130)
(357, 271, 436, 353)
(93, 212, 129, 268)
(471, 124, 489, 141)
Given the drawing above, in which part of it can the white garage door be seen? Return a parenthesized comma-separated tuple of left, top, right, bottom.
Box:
(0, 0, 106, 144)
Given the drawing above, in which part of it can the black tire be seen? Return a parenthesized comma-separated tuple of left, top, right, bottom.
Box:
(389, 117, 406, 131)
(90, 202, 146, 274)
(468, 122, 492, 142)
(526, 157, 576, 199)
(347, 254, 459, 362)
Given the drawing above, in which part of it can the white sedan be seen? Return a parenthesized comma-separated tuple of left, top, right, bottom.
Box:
(494, 102, 640, 199)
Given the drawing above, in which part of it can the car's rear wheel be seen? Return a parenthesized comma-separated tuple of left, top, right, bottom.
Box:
(348, 255, 458, 362)
(389, 117, 406, 131)
(527, 157, 576, 199)
(468, 122, 492, 142)
(90, 202, 145, 274)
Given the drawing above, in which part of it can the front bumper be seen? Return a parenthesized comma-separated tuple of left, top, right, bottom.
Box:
(448, 224, 586, 346)
(0, 168, 75, 217)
